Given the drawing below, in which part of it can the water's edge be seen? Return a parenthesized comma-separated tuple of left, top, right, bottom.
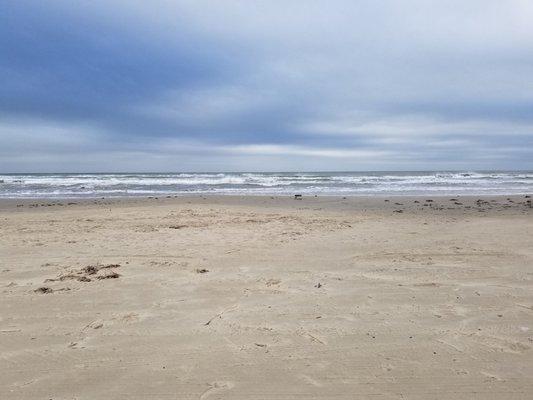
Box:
(1, 171, 532, 198)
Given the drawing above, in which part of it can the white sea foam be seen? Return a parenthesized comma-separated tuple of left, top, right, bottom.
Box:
(0, 172, 532, 198)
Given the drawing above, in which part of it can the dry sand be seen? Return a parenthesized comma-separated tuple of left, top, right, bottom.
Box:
(1, 195, 532, 399)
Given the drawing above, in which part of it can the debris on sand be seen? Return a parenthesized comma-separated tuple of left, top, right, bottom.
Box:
(35, 287, 53, 294)
(96, 272, 120, 280)
(265, 278, 281, 286)
(169, 225, 186, 229)
(100, 264, 121, 269)
(46, 273, 91, 283)
(294, 194, 302, 200)
(315, 282, 322, 288)
(83, 263, 121, 274)
(83, 265, 98, 275)
(204, 305, 238, 326)
(44, 263, 122, 285)
(196, 268, 209, 274)
(87, 322, 103, 329)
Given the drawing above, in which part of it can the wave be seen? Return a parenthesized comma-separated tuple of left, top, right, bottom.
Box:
(0, 171, 532, 198)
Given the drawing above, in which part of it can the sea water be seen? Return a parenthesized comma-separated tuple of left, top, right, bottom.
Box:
(0, 171, 532, 198)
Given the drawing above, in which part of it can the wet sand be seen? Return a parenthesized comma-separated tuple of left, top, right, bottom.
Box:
(1, 195, 532, 399)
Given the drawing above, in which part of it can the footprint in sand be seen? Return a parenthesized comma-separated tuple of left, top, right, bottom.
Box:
(199, 381, 235, 399)
(299, 374, 323, 387)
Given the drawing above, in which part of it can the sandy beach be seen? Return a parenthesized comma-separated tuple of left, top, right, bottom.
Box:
(1, 195, 532, 399)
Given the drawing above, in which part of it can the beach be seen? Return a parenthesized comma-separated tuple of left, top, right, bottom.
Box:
(1, 195, 532, 399)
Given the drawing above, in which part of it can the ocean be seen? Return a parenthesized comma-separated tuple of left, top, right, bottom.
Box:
(0, 171, 532, 198)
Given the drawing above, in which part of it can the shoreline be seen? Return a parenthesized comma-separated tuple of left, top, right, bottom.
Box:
(0, 194, 531, 214)
(0, 191, 532, 200)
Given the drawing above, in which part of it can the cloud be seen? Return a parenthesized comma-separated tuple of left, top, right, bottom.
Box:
(221, 144, 390, 159)
(1, 1, 532, 171)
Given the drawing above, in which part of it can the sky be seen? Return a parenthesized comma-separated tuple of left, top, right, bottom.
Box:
(1, 0, 533, 172)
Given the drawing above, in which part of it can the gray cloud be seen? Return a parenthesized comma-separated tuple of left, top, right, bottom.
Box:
(1, 0, 532, 171)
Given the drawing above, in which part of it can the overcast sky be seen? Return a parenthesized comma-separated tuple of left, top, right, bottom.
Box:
(1, 0, 532, 172)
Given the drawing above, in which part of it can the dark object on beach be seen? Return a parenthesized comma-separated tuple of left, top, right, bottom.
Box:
(196, 268, 209, 274)
(525, 195, 531, 198)
(426, 199, 433, 202)
(414, 200, 419, 203)
(83, 265, 98, 275)
(169, 225, 186, 229)
(294, 194, 302, 200)
(101, 263, 121, 269)
(35, 287, 53, 294)
(394, 202, 403, 205)
(454, 202, 463, 205)
(394, 210, 403, 213)
(97, 272, 120, 280)
(46, 263, 122, 284)
(450, 199, 458, 201)
(315, 282, 322, 288)
(384, 199, 389, 202)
